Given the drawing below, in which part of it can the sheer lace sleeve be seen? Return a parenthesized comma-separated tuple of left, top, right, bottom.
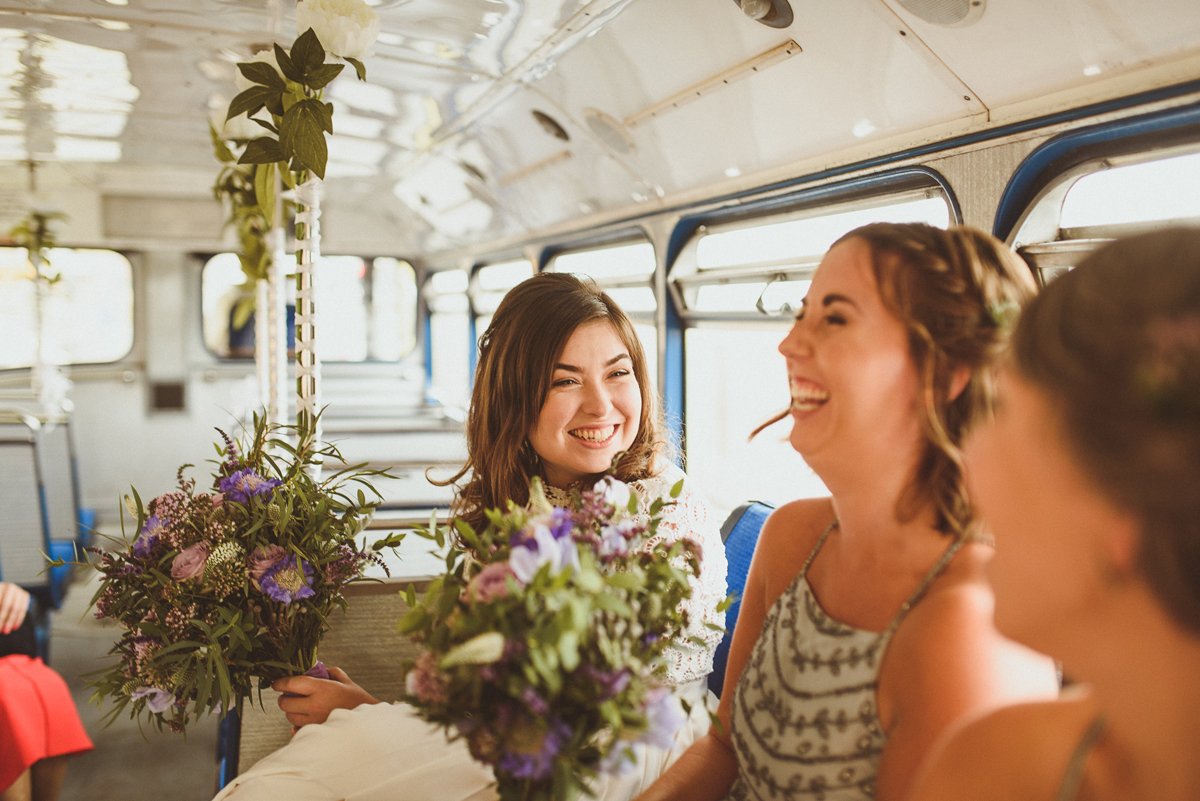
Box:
(630, 465, 728, 687)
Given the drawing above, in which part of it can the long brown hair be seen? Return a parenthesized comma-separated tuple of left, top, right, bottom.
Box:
(756, 223, 1037, 537)
(1012, 228, 1200, 632)
(435, 272, 665, 532)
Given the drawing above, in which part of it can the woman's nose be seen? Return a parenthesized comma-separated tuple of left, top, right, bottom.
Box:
(778, 319, 811, 359)
(581, 383, 613, 415)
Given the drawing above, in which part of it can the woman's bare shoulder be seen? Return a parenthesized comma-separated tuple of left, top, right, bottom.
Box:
(755, 497, 835, 597)
(910, 694, 1098, 801)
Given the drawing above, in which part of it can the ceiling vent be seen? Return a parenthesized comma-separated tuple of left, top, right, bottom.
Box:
(895, 0, 985, 27)
(583, 108, 636, 155)
(732, 0, 793, 29)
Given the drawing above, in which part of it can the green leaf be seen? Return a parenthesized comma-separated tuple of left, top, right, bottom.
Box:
(291, 28, 326, 75)
(306, 63, 344, 91)
(557, 630, 580, 672)
(397, 607, 430, 635)
(251, 117, 279, 135)
(227, 86, 279, 122)
(238, 137, 285, 166)
(278, 99, 329, 180)
(671, 478, 685, 498)
(254, 162, 275, 225)
(606, 572, 643, 591)
(209, 122, 236, 163)
(405, 583, 416, 607)
(274, 44, 302, 84)
(345, 57, 367, 82)
(593, 593, 632, 617)
(276, 162, 297, 189)
(237, 61, 285, 90)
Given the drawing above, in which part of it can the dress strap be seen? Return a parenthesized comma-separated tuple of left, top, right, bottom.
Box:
(1055, 716, 1105, 801)
(799, 518, 839, 579)
(879, 535, 965, 642)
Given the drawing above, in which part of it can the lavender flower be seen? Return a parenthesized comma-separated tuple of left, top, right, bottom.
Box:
(132, 515, 167, 557)
(510, 525, 579, 583)
(259, 555, 315, 605)
(132, 687, 175, 714)
(218, 468, 282, 504)
(170, 541, 209, 581)
(497, 715, 571, 780)
(637, 687, 687, 750)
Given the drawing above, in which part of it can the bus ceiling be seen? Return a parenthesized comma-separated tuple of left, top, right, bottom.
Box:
(0, 0, 1197, 262)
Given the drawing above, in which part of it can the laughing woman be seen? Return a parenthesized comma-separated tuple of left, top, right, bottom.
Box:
(909, 229, 1200, 801)
(214, 272, 727, 801)
(635, 223, 1060, 801)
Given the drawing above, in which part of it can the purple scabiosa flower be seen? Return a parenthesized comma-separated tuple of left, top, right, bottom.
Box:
(497, 715, 570, 780)
(510, 525, 579, 583)
(259, 555, 315, 605)
(467, 562, 517, 602)
(599, 520, 639, 559)
(578, 664, 631, 700)
(637, 687, 687, 750)
(132, 514, 167, 557)
(218, 468, 282, 505)
(132, 687, 175, 714)
(170, 541, 209, 581)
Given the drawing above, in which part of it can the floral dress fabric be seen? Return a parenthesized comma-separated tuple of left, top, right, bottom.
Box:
(725, 524, 961, 801)
(213, 466, 727, 801)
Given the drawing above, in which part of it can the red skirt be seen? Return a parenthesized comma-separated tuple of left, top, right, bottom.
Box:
(0, 655, 93, 791)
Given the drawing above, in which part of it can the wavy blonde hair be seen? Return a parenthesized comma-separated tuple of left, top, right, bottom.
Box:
(434, 272, 665, 532)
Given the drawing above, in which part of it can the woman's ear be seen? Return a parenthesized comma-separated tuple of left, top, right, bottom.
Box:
(1098, 507, 1141, 582)
(949, 364, 972, 402)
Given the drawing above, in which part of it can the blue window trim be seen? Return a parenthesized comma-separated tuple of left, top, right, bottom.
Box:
(993, 99, 1200, 241)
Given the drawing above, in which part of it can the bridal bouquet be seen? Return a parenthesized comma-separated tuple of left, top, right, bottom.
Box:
(399, 476, 703, 801)
(84, 415, 403, 733)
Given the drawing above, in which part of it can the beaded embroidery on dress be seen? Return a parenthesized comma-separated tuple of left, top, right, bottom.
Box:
(726, 522, 961, 801)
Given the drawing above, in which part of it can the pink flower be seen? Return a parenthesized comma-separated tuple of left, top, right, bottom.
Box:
(248, 544, 288, 580)
(171, 541, 209, 581)
(405, 651, 448, 705)
(468, 562, 517, 602)
(211, 493, 224, 509)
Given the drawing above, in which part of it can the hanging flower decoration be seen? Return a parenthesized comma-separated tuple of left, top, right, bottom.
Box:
(225, 0, 380, 185)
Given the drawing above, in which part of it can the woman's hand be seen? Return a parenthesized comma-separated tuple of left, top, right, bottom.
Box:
(273, 666, 379, 728)
(0, 582, 30, 635)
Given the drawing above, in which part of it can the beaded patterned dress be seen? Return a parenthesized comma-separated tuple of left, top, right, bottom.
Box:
(726, 521, 962, 801)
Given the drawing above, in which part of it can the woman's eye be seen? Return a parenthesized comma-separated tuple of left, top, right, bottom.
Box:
(825, 313, 846, 325)
(552, 377, 578, 387)
(610, 369, 631, 379)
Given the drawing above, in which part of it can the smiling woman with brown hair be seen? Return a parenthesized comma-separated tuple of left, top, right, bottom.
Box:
(635, 223, 1058, 801)
(213, 272, 727, 801)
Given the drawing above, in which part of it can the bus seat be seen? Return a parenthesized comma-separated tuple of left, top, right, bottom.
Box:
(77, 507, 97, 550)
(709, 501, 774, 699)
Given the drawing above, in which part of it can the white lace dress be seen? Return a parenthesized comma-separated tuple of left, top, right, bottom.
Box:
(213, 465, 727, 801)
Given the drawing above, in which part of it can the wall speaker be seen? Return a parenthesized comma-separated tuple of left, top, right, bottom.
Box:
(896, 0, 985, 27)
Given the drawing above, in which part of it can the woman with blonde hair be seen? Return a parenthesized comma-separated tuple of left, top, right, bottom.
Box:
(215, 272, 727, 801)
(910, 228, 1200, 801)
(635, 222, 1059, 801)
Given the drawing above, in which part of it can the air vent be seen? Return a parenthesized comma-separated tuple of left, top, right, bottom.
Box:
(896, 0, 985, 27)
(532, 110, 570, 141)
(583, 108, 636, 155)
(731, 0, 793, 29)
(150, 382, 186, 412)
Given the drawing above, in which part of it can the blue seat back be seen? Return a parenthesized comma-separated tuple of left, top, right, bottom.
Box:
(709, 501, 773, 698)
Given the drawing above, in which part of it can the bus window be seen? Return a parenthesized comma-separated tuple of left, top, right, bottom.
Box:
(1014, 147, 1200, 284)
(201, 254, 416, 362)
(471, 258, 535, 337)
(426, 268, 471, 409)
(0, 248, 133, 369)
(548, 240, 658, 388)
(675, 189, 953, 515)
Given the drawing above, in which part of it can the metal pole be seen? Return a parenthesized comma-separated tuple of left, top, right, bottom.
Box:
(294, 177, 322, 463)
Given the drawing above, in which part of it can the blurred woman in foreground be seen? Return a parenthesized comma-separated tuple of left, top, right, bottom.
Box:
(910, 228, 1200, 801)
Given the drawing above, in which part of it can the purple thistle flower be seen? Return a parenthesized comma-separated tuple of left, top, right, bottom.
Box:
(132, 514, 167, 557)
(218, 468, 282, 505)
(259, 555, 315, 605)
(497, 715, 570, 780)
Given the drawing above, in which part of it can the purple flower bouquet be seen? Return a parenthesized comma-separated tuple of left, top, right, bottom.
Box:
(83, 414, 403, 733)
(399, 476, 703, 801)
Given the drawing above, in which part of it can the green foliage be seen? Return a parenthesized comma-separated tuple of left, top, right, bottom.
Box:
(8, 209, 68, 280)
(83, 414, 402, 734)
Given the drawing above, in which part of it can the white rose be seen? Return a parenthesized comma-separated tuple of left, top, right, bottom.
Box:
(296, 0, 381, 60)
(210, 108, 263, 141)
(234, 48, 285, 93)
